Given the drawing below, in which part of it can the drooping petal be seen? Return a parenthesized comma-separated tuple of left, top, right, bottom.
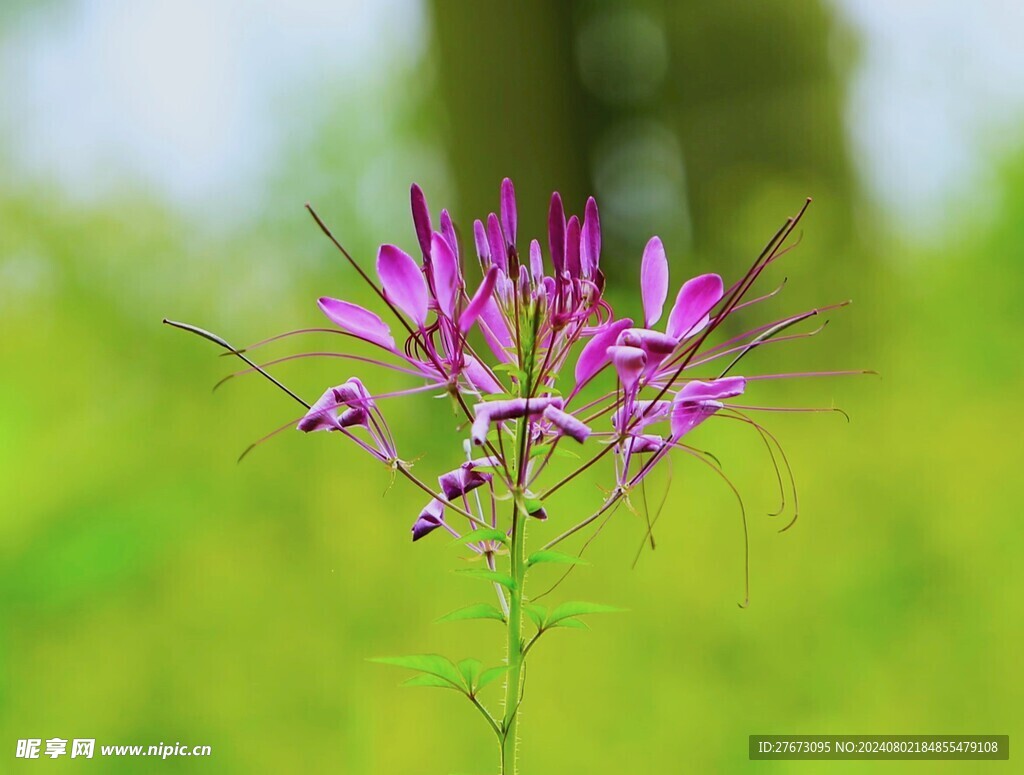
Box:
(581, 196, 600, 276)
(411, 498, 445, 541)
(670, 401, 722, 440)
(608, 345, 647, 391)
(617, 327, 677, 356)
(477, 293, 513, 362)
(473, 219, 489, 263)
(543, 405, 591, 443)
(297, 387, 344, 433)
(574, 318, 633, 387)
(529, 239, 543, 279)
(622, 434, 665, 454)
(377, 244, 429, 326)
(548, 192, 566, 275)
(486, 213, 506, 272)
(666, 273, 723, 340)
(430, 232, 460, 317)
(410, 183, 433, 260)
(640, 236, 669, 327)
(318, 297, 396, 350)
(439, 461, 493, 500)
(463, 355, 502, 394)
(677, 376, 746, 402)
(500, 177, 517, 248)
(470, 397, 564, 445)
(565, 215, 581, 278)
(613, 399, 671, 432)
(459, 265, 499, 334)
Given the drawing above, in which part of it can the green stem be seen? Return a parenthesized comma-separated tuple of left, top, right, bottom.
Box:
(501, 495, 526, 773)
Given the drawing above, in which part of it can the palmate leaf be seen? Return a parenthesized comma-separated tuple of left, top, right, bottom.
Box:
(475, 665, 509, 692)
(456, 568, 517, 591)
(450, 528, 509, 547)
(526, 550, 588, 568)
(370, 654, 466, 691)
(524, 604, 548, 628)
(436, 603, 506, 624)
(549, 617, 589, 630)
(402, 674, 462, 691)
(458, 658, 482, 689)
(547, 601, 623, 627)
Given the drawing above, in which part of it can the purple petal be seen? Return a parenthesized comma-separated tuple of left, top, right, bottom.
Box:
(473, 219, 489, 263)
(617, 327, 677, 356)
(670, 401, 721, 440)
(613, 399, 671, 432)
(548, 192, 566, 275)
(411, 498, 445, 541)
(500, 178, 517, 248)
(677, 376, 746, 402)
(486, 213, 506, 272)
(623, 434, 664, 454)
(477, 293, 513, 361)
(440, 209, 459, 261)
(430, 232, 460, 317)
(543, 405, 591, 443)
(463, 355, 502, 394)
(459, 265, 499, 334)
(377, 244, 429, 327)
(581, 196, 600, 275)
(529, 239, 543, 279)
(439, 461, 493, 500)
(564, 215, 581, 278)
(666, 273, 723, 340)
(608, 345, 647, 391)
(471, 397, 564, 445)
(640, 236, 669, 327)
(297, 387, 344, 433)
(574, 318, 633, 387)
(318, 297, 396, 350)
(410, 183, 433, 260)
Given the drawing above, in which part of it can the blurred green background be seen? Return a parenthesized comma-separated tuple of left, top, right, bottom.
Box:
(1, 1, 1021, 772)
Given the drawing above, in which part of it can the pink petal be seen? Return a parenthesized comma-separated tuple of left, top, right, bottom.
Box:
(666, 273, 723, 340)
(608, 345, 647, 391)
(477, 293, 513, 361)
(463, 355, 502, 394)
(487, 213, 506, 272)
(574, 318, 633, 387)
(670, 401, 721, 439)
(459, 265, 499, 334)
(529, 239, 543, 279)
(440, 209, 459, 261)
(473, 219, 489, 262)
(410, 183, 432, 259)
(677, 376, 746, 402)
(317, 297, 396, 350)
(581, 196, 600, 275)
(640, 236, 669, 327)
(500, 178, 517, 248)
(297, 387, 344, 433)
(377, 244, 429, 327)
(565, 215, 581, 278)
(430, 232, 460, 318)
(548, 192, 566, 275)
(543, 405, 591, 443)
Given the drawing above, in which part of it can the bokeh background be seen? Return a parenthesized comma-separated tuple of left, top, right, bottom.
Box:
(2, 1, 1021, 772)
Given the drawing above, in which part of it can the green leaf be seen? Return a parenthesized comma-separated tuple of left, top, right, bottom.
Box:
(475, 665, 509, 692)
(458, 658, 482, 689)
(530, 443, 581, 460)
(550, 618, 590, 630)
(547, 601, 623, 626)
(436, 603, 506, 624)
(456, 568, 517, 591)
(450, 528, 509, 547)
(524, 604, 548, 628)
(371, 654, 466, 690)
(526, 550, 588, 568)
(402, 674, 462, 691)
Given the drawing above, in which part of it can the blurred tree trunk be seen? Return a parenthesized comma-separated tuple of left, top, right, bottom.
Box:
(430, 0, 859, 291)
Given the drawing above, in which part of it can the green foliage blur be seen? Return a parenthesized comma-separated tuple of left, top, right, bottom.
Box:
(1, 2, 1020, 772)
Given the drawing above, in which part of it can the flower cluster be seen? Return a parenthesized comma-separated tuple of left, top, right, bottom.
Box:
(287, 179, 850, 547)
